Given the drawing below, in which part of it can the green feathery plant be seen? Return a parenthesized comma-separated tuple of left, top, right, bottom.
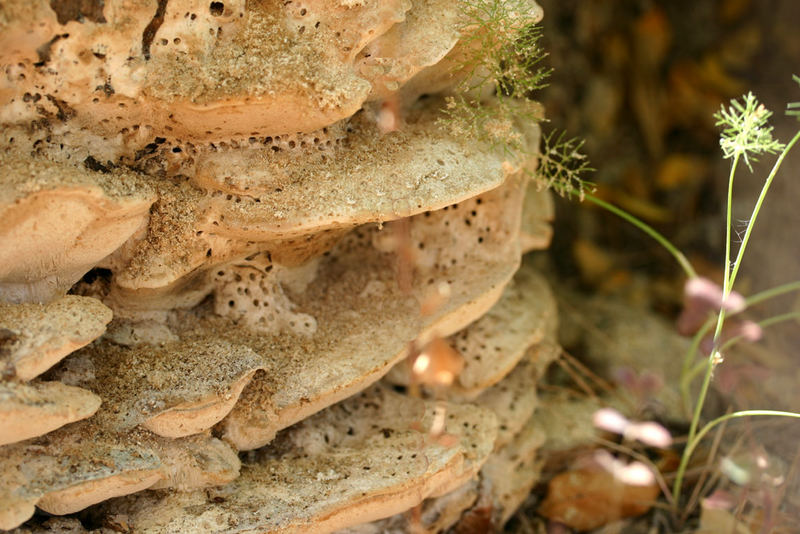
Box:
(445, 0, 550, 147)
(444, 0, 592, 199)
(537, 131, 594, 199)
(529, 74, 800, 519)
(562, 78, 800, 510)
(670, 82, 800, 508)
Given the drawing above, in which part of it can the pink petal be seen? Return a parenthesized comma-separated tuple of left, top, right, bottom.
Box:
(593, 408, 629, 434)
(625, 421, 672, 448)
(678, 277, 748, 335)
(594, 450, 656, 486)
(685, 277, 746, 312)
(735, 320, 763, 342)
(618, 461, 657, 486)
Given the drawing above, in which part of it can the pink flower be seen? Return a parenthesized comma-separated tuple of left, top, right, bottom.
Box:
(677, 277, 746, 336)
(699, 319, 763, 354)
(594, 450, 656, 486)
(677, 277, 763, 356)
(593, 408, 672, 448)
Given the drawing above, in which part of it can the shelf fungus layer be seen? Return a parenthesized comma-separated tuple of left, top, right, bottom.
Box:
(0, 424, 239, 530)
(0, 145, 155, 303)
(335, 323, 559, 534)
(386, 263, 557, 398)
(0, 296, 112, 381)
(92, 386, 498, 534)
(0, 0, 560, 532)
(0, 0, 466, 140)
(218, 175, 526, 450)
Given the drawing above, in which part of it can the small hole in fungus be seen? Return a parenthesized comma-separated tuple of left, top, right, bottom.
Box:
(210, 2, 224, 16)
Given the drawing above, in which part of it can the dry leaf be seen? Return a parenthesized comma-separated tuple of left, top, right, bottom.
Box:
(538, 467, 659, 531)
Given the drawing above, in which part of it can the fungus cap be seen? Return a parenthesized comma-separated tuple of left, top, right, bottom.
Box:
(387, 264, 556, 397)
(0, 143, 154, 302)
(219, 175, 526, 450)
(0, 381, 101, 446)
(0, 421, 240, 529)
(0, 296, 112, 381)
(94, 386, 498, 534)
(47, 339, 265, 437)
(0, 0, 468, 140)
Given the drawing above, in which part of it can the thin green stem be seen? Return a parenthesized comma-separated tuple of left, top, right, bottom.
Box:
(687, 154, 740, 435)
(719, 311, 800, 352)
(686, 135, 800, 459)
(728, 130, 800, 290)
(672, 410, 800, 505)
(680, 280, 800, 411)
(683, 311, 800, 383)
(677, 153, 740, 508)
(675, 130, 800, 507)
(680, 281, 800, 417)
(680, 316, 715, 418)
(744, 280, 800, 307)
(581, 193, 697, 279)
(722, 152, 738, 304)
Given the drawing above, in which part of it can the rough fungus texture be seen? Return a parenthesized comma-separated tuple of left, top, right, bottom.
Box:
(0, 0, 562, 532)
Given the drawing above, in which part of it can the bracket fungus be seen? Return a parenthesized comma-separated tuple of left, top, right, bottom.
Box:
(0, 381, 100, 446)
(0, 0, 566, 531)
(43, 338, 266, 437)
(0, 144, 155, 303)
(0, 296, 112, 381)
(386, 263, 557, 398)
(0, 421, 240, 529)
(92, 386, 498, 534)
(333, 334, 560, 534)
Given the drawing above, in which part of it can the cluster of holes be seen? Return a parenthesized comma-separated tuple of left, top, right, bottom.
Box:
(154, 2, 248, 56)
(453, 327, 505, 365)
(128, 123, 348, 171)
(286, 2, 322, 36)
(127, 128, 339, 177)
(18, 131, 102, 167)
(204, 128, 345, 154)
(203, 192, 287, 232)
(212, 257, 317, 336)
(413, 196, 493, 277)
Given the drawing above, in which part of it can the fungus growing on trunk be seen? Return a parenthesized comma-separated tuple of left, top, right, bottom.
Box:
(0, 0, 563, 531)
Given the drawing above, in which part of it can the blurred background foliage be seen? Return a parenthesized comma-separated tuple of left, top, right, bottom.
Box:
(539, 0, 800, 315)
(519, 2, 800, 529)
